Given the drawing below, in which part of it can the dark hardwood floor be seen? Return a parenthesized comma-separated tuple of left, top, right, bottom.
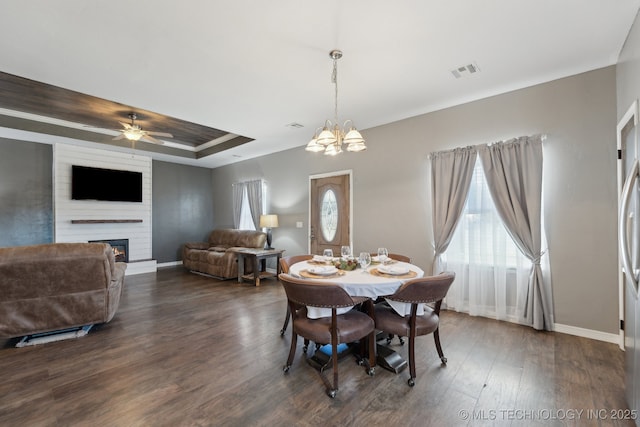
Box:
(0, 267, 633, 427)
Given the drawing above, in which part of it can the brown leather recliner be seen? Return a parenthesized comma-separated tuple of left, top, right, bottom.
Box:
(182, 229, 267, 279)
(0, 242, 127, 338)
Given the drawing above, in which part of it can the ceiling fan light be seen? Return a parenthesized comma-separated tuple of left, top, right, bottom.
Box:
(123, 129, 143, 141)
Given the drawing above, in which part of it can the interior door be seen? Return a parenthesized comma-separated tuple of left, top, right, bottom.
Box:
(618, 100, 640, 418)
(309, 172, 351, 256)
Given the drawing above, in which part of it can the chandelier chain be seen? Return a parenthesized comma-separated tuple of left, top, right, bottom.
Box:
(332, 57, 339, 125)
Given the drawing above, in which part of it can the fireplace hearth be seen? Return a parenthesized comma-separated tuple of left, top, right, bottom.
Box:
(90, 239, 129, 263)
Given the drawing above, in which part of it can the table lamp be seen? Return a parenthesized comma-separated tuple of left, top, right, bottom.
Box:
(259, 214, 279, 249)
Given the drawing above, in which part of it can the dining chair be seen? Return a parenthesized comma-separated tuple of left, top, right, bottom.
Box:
(279, 255, 313, 336)
(388, 253, 411, 263)
(373, 271, 455, 387)
(369, 252, 411, 263)
(369, 252, 411, 345)
(279, 273, 376, 398)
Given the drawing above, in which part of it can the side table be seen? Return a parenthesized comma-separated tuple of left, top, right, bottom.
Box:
(232, 248, 285, 286)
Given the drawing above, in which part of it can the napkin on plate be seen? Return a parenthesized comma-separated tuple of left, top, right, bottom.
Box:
(308, 266, 338, 275)
(379, 265, 409, 275)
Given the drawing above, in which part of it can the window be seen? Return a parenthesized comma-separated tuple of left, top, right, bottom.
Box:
(320, 189, 338, 241)
(235, 180, 267, 231)
(445, 161, 524, 268)
(444, 160, 530, 322)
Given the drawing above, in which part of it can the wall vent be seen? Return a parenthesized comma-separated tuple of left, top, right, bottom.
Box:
(451, 62, 480, 79)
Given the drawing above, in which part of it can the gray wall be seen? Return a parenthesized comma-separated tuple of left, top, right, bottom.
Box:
(211, 66, 618, 335)
(0, 138, 53, 246)
(152, 160, 214, 263)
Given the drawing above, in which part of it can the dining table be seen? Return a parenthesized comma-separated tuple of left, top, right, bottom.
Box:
(287, 256, 425, 373)
(288, 257, 425, 318)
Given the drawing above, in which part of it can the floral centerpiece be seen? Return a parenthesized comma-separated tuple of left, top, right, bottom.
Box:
(333, 258, 358, 271)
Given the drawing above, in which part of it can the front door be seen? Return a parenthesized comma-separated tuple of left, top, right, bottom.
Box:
(309, 171, 351, 256)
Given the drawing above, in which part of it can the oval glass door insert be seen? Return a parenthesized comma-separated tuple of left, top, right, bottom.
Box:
(320, 189, 338, 242)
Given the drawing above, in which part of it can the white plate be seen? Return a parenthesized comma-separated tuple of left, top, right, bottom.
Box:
(312, 255, 331, 263)
(378, 265, 410, 275)
(308, 266, 338, 276)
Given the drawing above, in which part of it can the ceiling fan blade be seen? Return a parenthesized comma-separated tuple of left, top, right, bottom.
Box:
(146, 131, 173, 138)
(141, 135, 165, 145)
(112, 134, 126, 141)
(119, 122, 133, 130)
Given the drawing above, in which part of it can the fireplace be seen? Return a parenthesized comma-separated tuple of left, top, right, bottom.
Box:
(90, 239, 129, 263)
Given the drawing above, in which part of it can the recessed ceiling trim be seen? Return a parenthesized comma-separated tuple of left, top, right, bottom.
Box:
(0, 106, 242, 154)
(196, 136, 254, 159)
(194, 133, 241, 152)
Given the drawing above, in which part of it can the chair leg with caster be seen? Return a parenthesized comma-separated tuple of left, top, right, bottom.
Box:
(280, 306, 291, 336)
(434, 328, 447, 365)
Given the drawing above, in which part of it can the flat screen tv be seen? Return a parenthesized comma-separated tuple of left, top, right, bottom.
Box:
(71, 165, 143, 202)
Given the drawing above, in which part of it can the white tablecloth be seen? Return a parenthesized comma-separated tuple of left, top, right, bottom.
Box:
(288, 261, 425, 318)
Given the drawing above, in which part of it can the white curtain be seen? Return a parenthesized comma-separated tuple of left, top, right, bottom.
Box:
(444, 160, 531, 324)
(441, 135, 553, 330)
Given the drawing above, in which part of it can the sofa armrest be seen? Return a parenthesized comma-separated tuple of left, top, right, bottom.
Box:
(105, 262, 127, 323)
(112, 262, 127, 283)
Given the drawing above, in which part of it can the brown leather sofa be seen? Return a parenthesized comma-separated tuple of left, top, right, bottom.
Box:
(0, 242, 127, 338)
(182, 229, 267, 279)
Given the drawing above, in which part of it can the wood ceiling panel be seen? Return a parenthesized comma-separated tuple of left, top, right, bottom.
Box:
(0, 71, 253, 157)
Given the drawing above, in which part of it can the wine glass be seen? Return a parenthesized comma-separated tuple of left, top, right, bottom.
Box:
(322, 249, 333, 260)
(359, 252, 371, 273)
(341, 245, 352, 259)
(377, 247, 389, 263)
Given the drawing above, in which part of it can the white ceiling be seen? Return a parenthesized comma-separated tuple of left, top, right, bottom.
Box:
(1, 1, 639, 168)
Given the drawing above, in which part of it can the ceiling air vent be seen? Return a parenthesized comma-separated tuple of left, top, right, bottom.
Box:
(451, 62, 480, 79)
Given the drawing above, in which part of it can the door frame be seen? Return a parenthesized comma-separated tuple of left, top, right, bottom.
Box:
(617, 100, 638, 350)
(308, 169, 353, 254)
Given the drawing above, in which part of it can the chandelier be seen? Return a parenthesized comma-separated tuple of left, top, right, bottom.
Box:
(306, 50, 366, 155)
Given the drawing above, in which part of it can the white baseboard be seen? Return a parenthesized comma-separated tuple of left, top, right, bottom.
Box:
(554, 323, 620, 344)
(125, 259, 157, 275)
(157, 260, 183, 268)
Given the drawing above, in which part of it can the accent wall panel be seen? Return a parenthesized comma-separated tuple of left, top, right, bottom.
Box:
(152, 160, 214, 263)
(54, 143, 152, 262)
(0, 138, 53, 246)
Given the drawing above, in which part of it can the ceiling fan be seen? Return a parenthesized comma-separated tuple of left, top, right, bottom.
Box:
(113, 113, 173, 145)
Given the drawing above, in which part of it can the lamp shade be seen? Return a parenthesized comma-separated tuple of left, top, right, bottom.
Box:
(316, 128, 337, 146)
(346, 141, 367, 152)
(343, 128, 364, 144)
(259, 214, 279, 228)
(305, 138, 325, 152)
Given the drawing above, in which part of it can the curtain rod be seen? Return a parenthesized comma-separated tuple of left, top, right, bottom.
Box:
(429, 133, 547, 159)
